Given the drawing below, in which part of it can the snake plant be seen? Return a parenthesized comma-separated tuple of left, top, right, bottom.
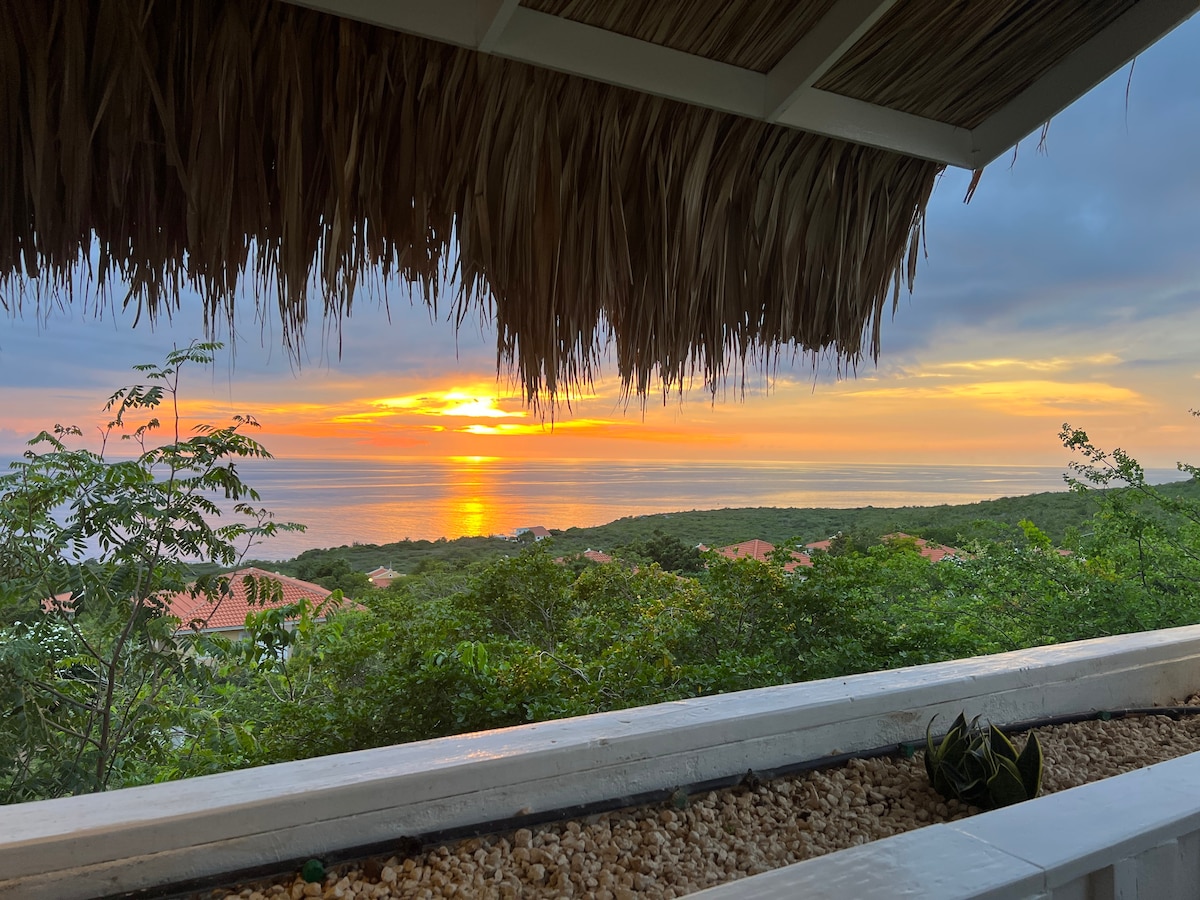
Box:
(924, 712, 1043, 809)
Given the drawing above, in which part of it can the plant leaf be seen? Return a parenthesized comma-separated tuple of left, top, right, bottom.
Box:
(988, 724, 1019, 763)
(925, 716, 938, 780)
(1016, 731, 1044, 798)
(987, 757, 1028, 808)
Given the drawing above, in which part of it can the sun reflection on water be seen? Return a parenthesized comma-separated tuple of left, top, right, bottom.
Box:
(232, 458, 1114, 560)
(446, 456, 502, 537)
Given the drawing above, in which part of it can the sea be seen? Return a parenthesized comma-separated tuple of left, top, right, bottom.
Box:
(3, 455, 1183, 561)
(210, 458, 1185, 560)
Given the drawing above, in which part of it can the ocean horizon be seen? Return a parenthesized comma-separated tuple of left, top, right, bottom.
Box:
(218, 457, 1184, 560)
(4, 455, 1185, 561)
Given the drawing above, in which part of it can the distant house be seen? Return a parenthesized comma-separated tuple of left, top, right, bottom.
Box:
(882, 533, 965, 562)
(366, 566, 401, 588)
(804, 532, 967, 562)
(515, 525, 552, 541)
(713, 539, 813, 573)
(162, 567, 338, 642)
(554, 548, 613, 566)
(42, 592, 76, 615)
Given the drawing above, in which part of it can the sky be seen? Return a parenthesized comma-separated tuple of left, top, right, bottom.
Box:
(2, 16, 1200, 469)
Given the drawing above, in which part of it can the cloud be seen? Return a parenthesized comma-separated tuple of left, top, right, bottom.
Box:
(845, 379, 1143, 416)
(1, 16, 1198, 471)
(872, 15, 1200, 364)
(926, 355, 1121, 374)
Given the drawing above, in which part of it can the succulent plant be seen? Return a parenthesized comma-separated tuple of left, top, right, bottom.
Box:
(300, 858, 326, 884)
(924, 712, 1043, 809)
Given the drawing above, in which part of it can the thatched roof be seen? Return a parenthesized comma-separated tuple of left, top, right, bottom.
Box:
(0, 0, 1191, 399)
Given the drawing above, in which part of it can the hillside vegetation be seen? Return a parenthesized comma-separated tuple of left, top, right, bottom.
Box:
(257, 478, 1199, 579)
(4, 346, 1200, 803)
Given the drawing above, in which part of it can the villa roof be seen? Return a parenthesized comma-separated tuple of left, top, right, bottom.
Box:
(3, 0, 1193, 400)
(555, 548, 614, 566)
(715, 539, 813, 572)
(164, 567, 334, 633)
(716, 539, 779, 564)
(882, 533, 964, 562)
(366, 566, 401, 588)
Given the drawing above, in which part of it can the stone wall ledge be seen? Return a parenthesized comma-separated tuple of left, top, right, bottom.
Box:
(5, 624, 1200, 899)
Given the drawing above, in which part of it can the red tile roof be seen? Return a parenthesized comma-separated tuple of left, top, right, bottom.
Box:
(882, 533, 965, 562)
(164, 567, 333, 632)
(714, 540, 812, 572)
(554, 548, 613, 566)
(366, 566, 400, 588)
(715, 539, 776, 563)
(42, 592, 75, 614)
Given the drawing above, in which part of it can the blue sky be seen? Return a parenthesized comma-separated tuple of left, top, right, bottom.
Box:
(2, 15, 1199, 467)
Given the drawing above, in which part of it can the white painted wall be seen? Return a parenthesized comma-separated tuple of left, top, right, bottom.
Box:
(691, 752, 1200, 899)
(4, 625, 1200, 899)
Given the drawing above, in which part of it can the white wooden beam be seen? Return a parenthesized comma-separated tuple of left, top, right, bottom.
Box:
(283, 0, 478, 48)
(765, 0, 899, 121)
(775, 87, 974, 167)
(477, 0, 521, 53)
(493, 8, 973, 165)
(969, 0, 1200, 167)
(281, 0, 1199, 170)
(493, 8, 765, 119)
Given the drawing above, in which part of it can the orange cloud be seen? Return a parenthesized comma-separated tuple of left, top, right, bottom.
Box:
(843, 379, 1144, 416)
(10, 340, 1183, 469)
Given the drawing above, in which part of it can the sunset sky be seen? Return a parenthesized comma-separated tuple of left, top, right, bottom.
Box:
(2, 15, 1199, 471)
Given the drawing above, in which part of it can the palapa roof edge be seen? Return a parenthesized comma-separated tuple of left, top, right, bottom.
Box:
(4, 0, 1178, 402)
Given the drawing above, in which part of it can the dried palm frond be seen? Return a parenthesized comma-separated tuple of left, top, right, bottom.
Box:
(818, 0, 1139, 129)
(0, 0, 947, 402)
(524, 0, 840, 72)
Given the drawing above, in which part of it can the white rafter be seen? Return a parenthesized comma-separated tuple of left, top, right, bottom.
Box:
(285, 0, 478, 47)
(970, 0, 1200, 167)
(477, 0, 521, 52)
(774, 89, 973, 167)
(765, 0, 898, 121)
(493, 8, 765, 120)
(282, 0, 1200, 170)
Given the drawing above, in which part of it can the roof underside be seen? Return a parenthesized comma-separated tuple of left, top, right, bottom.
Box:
(296, 0, 1198, 168)
(0, 0, 1195, 400)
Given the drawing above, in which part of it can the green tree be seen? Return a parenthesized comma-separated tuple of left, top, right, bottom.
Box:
(466, 543, 574, 651)
(1061, 419, 1200, 628)
(292, 555, 374, 597)
(0, 343, 300, 802)
(618, 529, 705, 573)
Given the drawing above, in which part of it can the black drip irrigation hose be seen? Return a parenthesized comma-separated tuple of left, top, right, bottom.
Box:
(137, 705, 1200, 900)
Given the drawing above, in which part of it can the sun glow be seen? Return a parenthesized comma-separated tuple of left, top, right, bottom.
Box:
(55, 332, 1183, 468)
(438, 396, 522, 419)
(370, 390, 526, 419)
(460, 423, 545, 436)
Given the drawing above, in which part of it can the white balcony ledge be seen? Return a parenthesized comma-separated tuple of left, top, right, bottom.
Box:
(4, 625, 1200, 899)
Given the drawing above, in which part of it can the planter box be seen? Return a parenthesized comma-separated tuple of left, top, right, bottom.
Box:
(5, 625, 1200, 899)
(691, 751, 1200, 899)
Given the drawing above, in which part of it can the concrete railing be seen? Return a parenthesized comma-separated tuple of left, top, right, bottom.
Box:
(5, 624, 1200, 899)
(691, 751, 1200, 899)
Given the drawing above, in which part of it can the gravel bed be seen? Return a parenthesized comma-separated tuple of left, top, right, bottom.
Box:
(196, 707, 1200, 900)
